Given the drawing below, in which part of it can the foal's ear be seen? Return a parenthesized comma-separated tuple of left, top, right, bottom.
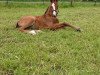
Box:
(55, 0, 58, 2)
(50, 0, 55, 3)
(50, 0, 58, 3)
(50, 0, 53, 3)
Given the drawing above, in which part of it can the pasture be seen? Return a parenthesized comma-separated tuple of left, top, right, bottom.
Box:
(0, 2, 100, 75)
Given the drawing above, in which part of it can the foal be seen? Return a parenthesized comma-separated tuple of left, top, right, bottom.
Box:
(16, 0, 81, 35)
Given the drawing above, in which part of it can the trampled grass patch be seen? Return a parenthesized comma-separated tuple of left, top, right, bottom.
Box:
(0, 2, 100, 75)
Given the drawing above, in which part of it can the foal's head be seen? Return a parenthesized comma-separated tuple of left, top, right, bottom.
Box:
(44, 0, 58, 17)
(50, 0, 58, 17)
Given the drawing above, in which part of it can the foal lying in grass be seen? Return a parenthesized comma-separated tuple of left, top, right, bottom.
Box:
(16, 0, 81, 35)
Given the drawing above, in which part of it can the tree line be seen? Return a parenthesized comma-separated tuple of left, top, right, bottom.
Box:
(1, 0, 99, 7)
(0, 0, 99, 1)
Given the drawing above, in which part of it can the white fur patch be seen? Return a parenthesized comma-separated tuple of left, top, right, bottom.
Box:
(29, 30, 36, 35)
(53, 11, 56, 16)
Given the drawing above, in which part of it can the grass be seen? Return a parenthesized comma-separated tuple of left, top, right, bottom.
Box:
(0, 2, 100, 75)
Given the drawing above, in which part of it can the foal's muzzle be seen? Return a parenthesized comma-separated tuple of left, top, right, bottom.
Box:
(53, 10, 59, 17)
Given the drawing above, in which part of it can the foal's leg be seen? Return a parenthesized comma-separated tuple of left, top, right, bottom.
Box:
(17, 16, 39, 35)
(47, 23, 81, 31)
(45, 23, 66, 30)
(62, 22, 81, 31)
(19, 26, 36, 35)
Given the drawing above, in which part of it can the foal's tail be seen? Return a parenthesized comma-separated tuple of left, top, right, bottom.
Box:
(16, 22, 20, 28)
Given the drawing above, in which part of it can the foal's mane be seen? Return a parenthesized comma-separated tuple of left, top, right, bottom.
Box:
(44, 7, 49, 15)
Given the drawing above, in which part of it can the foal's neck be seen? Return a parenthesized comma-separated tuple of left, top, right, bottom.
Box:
(44, 6, 53, 17)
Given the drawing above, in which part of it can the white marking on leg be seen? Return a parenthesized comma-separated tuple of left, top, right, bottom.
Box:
(35, 30, 42, 33)
(52, 3, 56, 16)
(29, 30, 36, 35)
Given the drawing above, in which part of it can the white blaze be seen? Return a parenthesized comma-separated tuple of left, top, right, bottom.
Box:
(52, 3, 55, 10)
(52, 3, 56, 16)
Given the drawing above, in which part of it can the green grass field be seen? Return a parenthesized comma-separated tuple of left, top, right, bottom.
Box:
(0, 2, 100, 75)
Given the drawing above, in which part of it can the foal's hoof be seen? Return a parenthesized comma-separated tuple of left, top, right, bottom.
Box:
(76, 27, 81, 32)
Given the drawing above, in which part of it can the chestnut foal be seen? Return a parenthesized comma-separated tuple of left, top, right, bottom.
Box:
(16, 0, 81, 35)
